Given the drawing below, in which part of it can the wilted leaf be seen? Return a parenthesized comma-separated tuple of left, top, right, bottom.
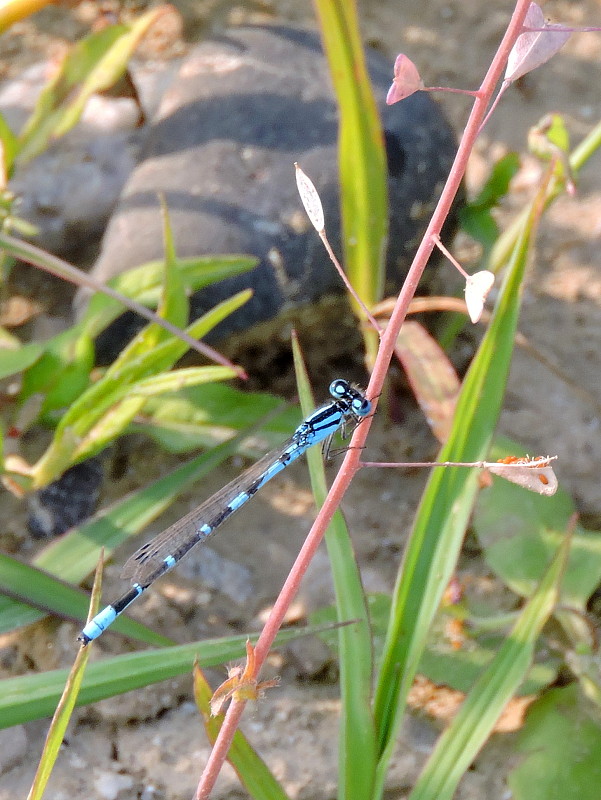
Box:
(465, 270, 495, 323)
(505, 2, 571, 84)
(295, 162, 324, 232)
(394, 320, 460, 442)
(386, 54, 424, 104)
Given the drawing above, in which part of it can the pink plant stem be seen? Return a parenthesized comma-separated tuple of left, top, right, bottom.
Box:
(195, 2, 532, 797)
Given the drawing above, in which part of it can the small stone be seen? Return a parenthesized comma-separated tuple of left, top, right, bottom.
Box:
(94, 770, 135, 800)
(0, 725, 27, 775)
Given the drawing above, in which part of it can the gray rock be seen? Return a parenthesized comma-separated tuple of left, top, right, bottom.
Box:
(82, 24, 460, 356)
(1, 62, 146, 257)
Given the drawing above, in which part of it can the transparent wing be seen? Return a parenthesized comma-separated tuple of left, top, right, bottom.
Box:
(120, 442, 295, 585)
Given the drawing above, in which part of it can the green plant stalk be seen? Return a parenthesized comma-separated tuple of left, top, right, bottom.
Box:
(371, 171, 551, 796)
(409, 533, 570, 800)
(314, 0, 388, 364)
(293, 339, 376, 800)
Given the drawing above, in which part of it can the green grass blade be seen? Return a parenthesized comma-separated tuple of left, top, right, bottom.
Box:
(408, 533, 570, 800)
(372, 183, 547, 788)
(0, 552, 172, 645)
(27, 562, 103, 800)
(0, 626, 332, 729)
(314, 0, 387, 358)
(292, 340, 376, 800)
(129, 367, 236, 397)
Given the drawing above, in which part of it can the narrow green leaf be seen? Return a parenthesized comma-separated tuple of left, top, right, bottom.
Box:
(292, 340, 377, 800)
(0, 424, 266, 640)
(118, 199, 189, 365)
(135, 383, 297, 454)
(0, 626, 331, 729)
(27, 562, 102, 800)
(31, 291, 251, 485)
(70, 367, 235, 464)
(314, 0, 387, 358)
(0, 552, 171, 645)
(17, 9, 163, 163)
(130, 367, 236, 397)
(0, 109, 18, 174)
(372, 179, 547, 790)
(19, 327, 93, 415)
(408, 534, 569, 800)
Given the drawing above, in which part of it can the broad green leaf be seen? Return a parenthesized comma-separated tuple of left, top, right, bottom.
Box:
(408, 534, 569, 800)
(459, 153, 520, 251)
(458, 207, 500, 252)
(508, 684, 601, 800)
(293, 339, 377, 800)
(471, 153, 520, 209)
(0, 339, 44, 380)
(419, 636, 558, 696)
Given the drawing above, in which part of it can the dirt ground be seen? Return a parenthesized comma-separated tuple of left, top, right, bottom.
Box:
(1, 1, 601, 799)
